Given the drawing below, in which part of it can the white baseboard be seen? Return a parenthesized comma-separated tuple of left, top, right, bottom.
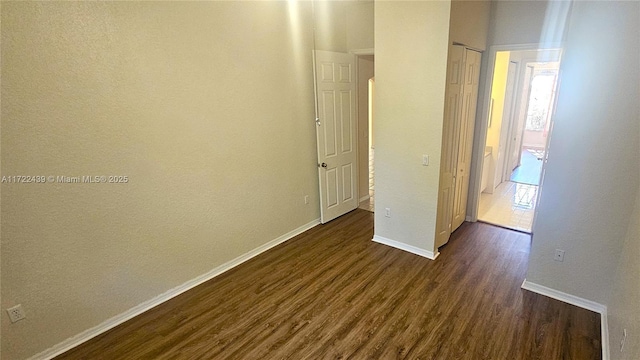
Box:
(372, 235, 439, 260)
(521, 279, 606, 313)
(521, 279, 609, 360)
(29, 218, 321, 360)
(359, 195, 371, 203)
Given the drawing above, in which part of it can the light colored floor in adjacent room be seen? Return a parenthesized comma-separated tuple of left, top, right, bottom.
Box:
(479, 181, 538, 233)
(509, 149, 543, 186)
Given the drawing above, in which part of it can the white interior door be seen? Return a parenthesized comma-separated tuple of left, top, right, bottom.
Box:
(451, 49, 482, 231)
(436, 45, 464, 248)
(314, 50, 358, 224)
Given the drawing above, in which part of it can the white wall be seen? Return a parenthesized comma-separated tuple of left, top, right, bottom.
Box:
(314, 0, 348, 52)
(374, 1, 450, 255)
(526, 0, 639, 307)
(569, 4, 640, 356)
(346, 1, 374, 52)
(0, 2, 319, 359)
(488, 0, 558, 46)
(316, 1, 374, 53)
(608, 186, 640, 359)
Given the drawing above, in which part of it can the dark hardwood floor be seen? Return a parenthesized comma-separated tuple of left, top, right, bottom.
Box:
(56, 209, 601, 359)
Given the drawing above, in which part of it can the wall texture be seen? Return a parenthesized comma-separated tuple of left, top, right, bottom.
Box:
(526, 0, 639, 307)
(608, 186, 640, 359)
(488, 0, 555, 46)
(374, 0, 450, 254)
(449, 0, 491, 51)
(346, 1, 374, 52)
(314, 0, 348, 53)
(0, 2, 318, 359)
(315, 0, 373, 53)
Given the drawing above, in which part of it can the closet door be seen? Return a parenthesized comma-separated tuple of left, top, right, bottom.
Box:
(435, 45, 464, 248)
(451, 49, 482, 231)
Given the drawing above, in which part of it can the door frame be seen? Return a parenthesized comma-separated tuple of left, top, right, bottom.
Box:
(467, 43, 564, 223)
(502, 58, 559, 183)
(352, 49, 375, 209)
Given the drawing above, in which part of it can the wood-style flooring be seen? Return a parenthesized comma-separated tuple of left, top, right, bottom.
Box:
(56, 209, 601, 359)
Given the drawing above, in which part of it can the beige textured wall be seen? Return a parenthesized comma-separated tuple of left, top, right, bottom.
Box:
(488, 1, 554, 46)
(315, 0, 373, 53)
(346, 1, 374, 51)
(374, 0, 450, 253)
(313, 0, 347, 52)
(609, 186, 640, 359)
(526, 0, 639, 306)
(0, 2, 318, 359)
(449, 0, 490, 51)
(584, 2, 640, 360)
(357, 56, 374, 201)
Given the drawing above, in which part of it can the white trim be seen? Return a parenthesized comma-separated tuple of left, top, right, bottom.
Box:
(601, 308, 610, 360)
(521, 279, 606, 313)
(521, 279, 609, 360)
(350, 48, 374, 56)
(372, 235, 439, 260)
(29, 218, 321, 360)
(489, 42, 565, 52)
(359, 195, 371, 203)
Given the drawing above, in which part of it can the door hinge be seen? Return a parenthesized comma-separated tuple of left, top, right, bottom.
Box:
(315, 118, 321, 126)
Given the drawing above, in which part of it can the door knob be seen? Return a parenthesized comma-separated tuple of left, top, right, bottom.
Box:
(321, 162, 328, 168)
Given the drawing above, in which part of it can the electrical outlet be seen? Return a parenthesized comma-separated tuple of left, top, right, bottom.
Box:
(554, 249, 565, 262)
(620, 328, 627, 352)
(385, 208, 391, 218)
(304, 195, 309, 205)
(6, 304, 25, 323)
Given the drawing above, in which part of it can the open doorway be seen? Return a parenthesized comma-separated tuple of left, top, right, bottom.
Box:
(477, 49, 561, 232)
(357, 55, 375, 212)
(507, 63, 558, 186)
